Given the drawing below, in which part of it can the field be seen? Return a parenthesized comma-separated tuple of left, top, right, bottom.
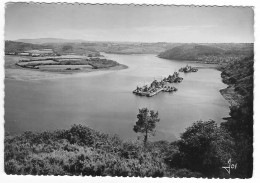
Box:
(5, 55, 27, 69)
(25, 49, 54, 54)
(38, 65, 93, 71)
(17, 60, 58, 66)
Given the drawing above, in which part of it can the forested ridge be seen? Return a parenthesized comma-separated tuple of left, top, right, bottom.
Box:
(219, 56, 254, 178)
(158, 43, 253, 64)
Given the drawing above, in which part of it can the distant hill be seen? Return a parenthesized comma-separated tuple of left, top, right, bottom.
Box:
(6, 39, 179, 55)
(158, 43, 254, 61)
(158, 44, 225, 61)
(6, 39, 254, 57)
(5, 41, 49, 53)
(103, 43, 180, 54)
(16, 38, 84, 44)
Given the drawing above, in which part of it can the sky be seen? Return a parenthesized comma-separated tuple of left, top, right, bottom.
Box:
(5, 3, 254, 43)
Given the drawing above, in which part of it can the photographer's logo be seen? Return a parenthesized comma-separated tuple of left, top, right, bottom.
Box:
(222, 158, 237, 174)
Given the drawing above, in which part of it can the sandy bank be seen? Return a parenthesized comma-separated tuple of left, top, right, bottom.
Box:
(219, 86, 242, 107)
(5, 64, 128, 81)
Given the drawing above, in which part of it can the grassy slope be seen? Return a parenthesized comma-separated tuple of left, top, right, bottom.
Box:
(5, 41, 49, 53)
(5, 41, 96, 55)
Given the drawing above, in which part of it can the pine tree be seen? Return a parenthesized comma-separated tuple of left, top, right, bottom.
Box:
(133, 108, 160, 145)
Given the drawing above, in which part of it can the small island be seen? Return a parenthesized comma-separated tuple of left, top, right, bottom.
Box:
(133, 72, 185, 97)
(179, 65, 198, 73)
(163, 72, 184, 83)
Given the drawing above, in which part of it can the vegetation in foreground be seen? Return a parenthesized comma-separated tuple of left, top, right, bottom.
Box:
(5, 121, 234, 177)
(5, 101, 252, 178)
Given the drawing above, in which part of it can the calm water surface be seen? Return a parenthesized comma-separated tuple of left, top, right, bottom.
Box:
(5, 54, 230, 141)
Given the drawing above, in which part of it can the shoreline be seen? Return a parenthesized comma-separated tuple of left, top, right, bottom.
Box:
(156, 56, 221, 69)
(5, 64, 128, 81)
(218, 68, 242, 108)
(219, 86, 241, 107)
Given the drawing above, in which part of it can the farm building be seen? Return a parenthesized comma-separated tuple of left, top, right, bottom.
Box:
(6, 52, 16, 55)
(32, 53, 40, 57)
(41, 49, 53, 51)
(18, 53, 30, 56)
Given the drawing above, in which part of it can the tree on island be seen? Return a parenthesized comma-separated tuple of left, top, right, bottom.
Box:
(133, 108, 160, 145)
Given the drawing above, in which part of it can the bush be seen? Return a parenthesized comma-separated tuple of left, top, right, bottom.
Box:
(5, 124, 168, 177)
(166, 120, 235, 177)
(173, 168, 204, 178)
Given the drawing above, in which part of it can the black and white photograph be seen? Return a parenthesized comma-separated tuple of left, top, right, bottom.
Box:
(2, 1, 255, 179)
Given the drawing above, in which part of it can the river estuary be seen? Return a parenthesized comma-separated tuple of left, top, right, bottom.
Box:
(5, 53, 230, 141)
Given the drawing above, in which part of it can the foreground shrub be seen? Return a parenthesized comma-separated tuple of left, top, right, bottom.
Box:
(5, 122, 237, 177)
(165, 120, 235, 177)
(5, 125, 167, 177)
